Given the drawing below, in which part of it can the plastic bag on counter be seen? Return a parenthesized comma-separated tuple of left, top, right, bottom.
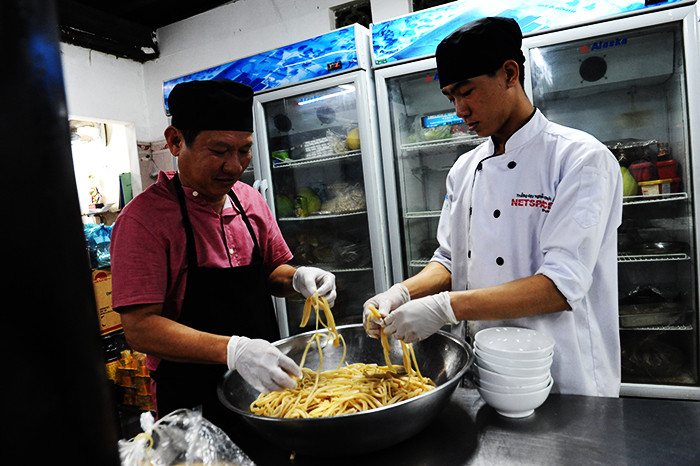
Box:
(84, 223, 112, 268)
(118, 409, 254, 466)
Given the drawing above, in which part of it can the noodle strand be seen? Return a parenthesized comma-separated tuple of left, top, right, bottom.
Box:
(250, 294, 435, 418)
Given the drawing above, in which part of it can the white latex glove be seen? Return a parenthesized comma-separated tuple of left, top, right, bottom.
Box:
(227, 336, 301, 393)
(362, 283, 411, 338)
(383, 291, 458, 343)
(293, 266, 337, 307)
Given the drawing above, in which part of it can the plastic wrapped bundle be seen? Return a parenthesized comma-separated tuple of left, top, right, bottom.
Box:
(118, 409, 254, 466)
(84, 224, 112, 268)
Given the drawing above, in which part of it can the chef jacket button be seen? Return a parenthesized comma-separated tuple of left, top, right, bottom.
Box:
(496, 257, 504, 266)
(493, 209, 501, 218)
(508, 161, 517, 169)
(468, 250, 471, 258)
(469, 207, 472, 216)
(477, 162, 483, 170)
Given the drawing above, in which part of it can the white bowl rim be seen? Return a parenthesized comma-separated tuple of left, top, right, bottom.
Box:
(478, 376, 554, 397)
(476, 356, 553, 376)
(475, 327, 555, 355)
(475, 343, 554, 359)
(476, 375, 552, 394)
(474, 341, 555, 360)
(475, 346, 553, 366)
(474, 363, 551, 384)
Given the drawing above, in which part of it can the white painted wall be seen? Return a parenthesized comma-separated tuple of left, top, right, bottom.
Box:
(58, 0, 413, 194)
(59, 44, 147, 196)
(60, 43, 149, 137)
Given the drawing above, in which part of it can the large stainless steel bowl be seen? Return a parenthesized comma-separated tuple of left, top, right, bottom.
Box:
(218, 324, 473, 456)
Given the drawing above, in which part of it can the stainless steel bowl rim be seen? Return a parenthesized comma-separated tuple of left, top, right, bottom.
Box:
(225, 324, 472, 423)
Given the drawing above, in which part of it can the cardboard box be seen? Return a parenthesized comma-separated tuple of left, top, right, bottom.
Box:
(93, 269, 122, 334)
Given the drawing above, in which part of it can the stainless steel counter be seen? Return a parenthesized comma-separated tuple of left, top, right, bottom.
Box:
(228, 388, 700, 465)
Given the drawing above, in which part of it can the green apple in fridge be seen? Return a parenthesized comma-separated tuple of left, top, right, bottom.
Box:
(621, 166, 638, 197)
(275, 194, 295, 217)
(295, 187, 321, 217)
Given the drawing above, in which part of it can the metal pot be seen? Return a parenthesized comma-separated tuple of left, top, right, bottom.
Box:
(218, 324, 473, 456)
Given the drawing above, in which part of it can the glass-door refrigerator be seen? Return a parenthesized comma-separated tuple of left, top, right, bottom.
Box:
(525, 3, 700, 400)
(252, 26, 391, 337)
(374, 61, 487, 281)
(370, 0, 667, 283)
(372, 0, 699, 399)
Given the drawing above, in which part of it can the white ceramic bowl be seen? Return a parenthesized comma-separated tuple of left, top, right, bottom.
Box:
(477, 375, 552, 394)
(473, 363, 550, 387)
(475, 327, 555, 360)
(477, 356, 552, 377)
(475, 346, 553, 368)
(477, 377, 554, 418)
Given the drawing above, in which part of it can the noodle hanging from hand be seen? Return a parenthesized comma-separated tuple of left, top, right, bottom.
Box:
(250, 296, 435, 418)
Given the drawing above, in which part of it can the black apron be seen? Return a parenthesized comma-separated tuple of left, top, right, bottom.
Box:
(151, 174, 280, 434)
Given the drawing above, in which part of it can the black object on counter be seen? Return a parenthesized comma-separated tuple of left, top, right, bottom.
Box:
(1, 1, 121, 464)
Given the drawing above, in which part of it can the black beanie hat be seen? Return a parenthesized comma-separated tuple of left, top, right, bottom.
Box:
(436, 17, 525, 88)
(168, 79, 254, 132)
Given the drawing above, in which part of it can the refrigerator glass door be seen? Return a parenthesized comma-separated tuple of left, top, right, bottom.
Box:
(384, 69, 486, 279)
(529, 20, 698, 394)
(261, 84, 376, 335)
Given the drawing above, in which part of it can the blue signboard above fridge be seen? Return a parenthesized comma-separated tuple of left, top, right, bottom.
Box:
(370, 0, 690, 67)
(162, 25, 370, 113)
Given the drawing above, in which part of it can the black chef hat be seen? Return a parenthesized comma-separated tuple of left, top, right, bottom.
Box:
(436, 17, 525, 88)
(168, 79, 254, 132)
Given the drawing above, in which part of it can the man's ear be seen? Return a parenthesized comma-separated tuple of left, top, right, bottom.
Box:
(164, 126, 184, 157)
(502, 60, 520, 88)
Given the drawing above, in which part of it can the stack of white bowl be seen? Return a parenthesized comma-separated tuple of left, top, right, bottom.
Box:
(473, 327, 555, 418)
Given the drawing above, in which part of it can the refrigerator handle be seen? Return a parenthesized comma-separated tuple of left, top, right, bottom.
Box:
(255, 179, 269, 196)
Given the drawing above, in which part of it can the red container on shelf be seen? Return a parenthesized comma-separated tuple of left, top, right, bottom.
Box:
(628, 162, 654, 182)
(656, 160, 678, 179)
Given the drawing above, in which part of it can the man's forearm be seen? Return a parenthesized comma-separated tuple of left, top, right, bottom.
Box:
(402, 261, 452, 299)
(267, 263, 297, 296)
(119, 304, 229, 365)
(450, 274, 570, 322)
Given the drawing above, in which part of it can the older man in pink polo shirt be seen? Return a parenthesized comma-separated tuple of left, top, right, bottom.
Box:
(110, 80, 335, 433)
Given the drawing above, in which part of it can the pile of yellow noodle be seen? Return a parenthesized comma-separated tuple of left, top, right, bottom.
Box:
(250, 294, 435, 418)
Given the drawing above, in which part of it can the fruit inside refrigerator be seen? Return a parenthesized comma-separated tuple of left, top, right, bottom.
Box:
(260, 84, 377, 335)
(383, 69, 487, 278)
(529, 19, 698, 395)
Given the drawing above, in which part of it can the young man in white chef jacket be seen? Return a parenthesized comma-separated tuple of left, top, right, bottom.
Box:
(363, 17, 622, 397)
